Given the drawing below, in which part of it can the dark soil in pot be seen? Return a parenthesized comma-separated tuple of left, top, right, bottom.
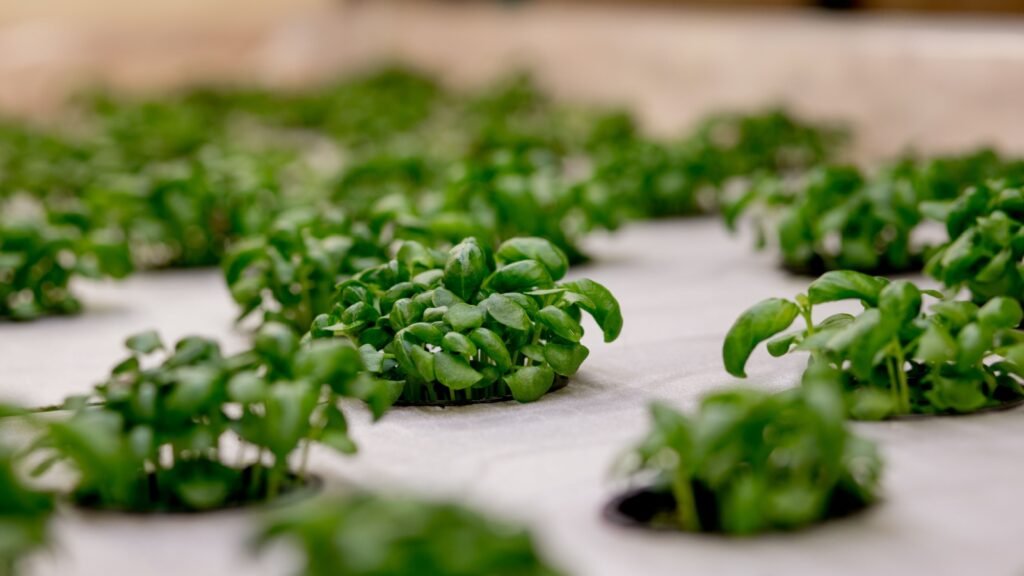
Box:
(603, 482, 872, 534)
(393, 374, 570, 407)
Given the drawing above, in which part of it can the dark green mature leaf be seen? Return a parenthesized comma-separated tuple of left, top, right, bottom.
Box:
(443, 238, 488, 301)
(482, 294, 531, 331)
(723, 298, 800, 377)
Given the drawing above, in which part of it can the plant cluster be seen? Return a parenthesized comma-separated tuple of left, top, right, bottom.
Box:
(0, 67, 842, 320)
(622, 373, 881, 535)
(28, 326, 384, 512)
(257, 493, 564, 576)
(310, 237, 622, 405)
(724, 270, 1024, 419)
(723, 150, 1017, 275)
(1, 196, 131, 320)
(0, 407, 55, 576)
(925, 176, 1024, 308)
(224, 207, 388, 333)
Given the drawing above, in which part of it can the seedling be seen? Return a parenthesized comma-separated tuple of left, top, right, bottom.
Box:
(723, 270, 1024, 419)
(618, 374, 881, 535)
(257, 493, 564, 576)
(29, 325, 385, 512)
(311, 236, 622, 405)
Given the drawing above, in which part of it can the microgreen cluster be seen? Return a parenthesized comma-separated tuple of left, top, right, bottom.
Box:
(29, 326, 382, 512)
(224, 208, 388, 333)
(1, 409, 55, 576)
(257, 493, 564, 576)
(724, 151, 1017, 275)
(310, 237, 622, 405)
(925, 176, 1024, 307)
(724, 270, 1024, 419)
(622, 374, 881, 535)
(1, 196, 131, 320)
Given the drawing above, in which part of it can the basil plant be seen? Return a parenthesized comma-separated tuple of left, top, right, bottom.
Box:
(224, 207, 387, 333)
(1, 197, 132, 320)
(311, 237, 622, 405)
(30, 325, 386, 512)
(925, 176, 1024, 308)
(724, 151, 1015, 275)
(622, 372, 881, 535)
(724, 270, 1024, 419)
(257, 493, 564, 576)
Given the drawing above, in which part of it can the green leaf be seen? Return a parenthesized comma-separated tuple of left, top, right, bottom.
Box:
(807, 271, 889, 306)
(722, 298, 800, 377)
(914, 323, 956, 364)
(441, 332, 477, 357)
(560, 279, 623, 342)
(495, 237, 569, 281)
(978, 297, 1023, 329)
(878, 280, 922, 324)
(228, 372, 267, 404)
(442, 238, 489, 301)
(486, 260, 553, 292)
(543, 341, 590, 376)
(504, 366, 555, 403)
(537, 306, 583, 342)
(481, 294, 531, 331)
(434, 352, 482, 390)
(294, 340, 363, 393)
(444, 302, 485, 332)
(125, 331, 164, 354)
(468, 328, 513, 371)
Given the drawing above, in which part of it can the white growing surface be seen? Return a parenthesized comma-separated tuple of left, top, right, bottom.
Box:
(3, 219, 1024, 576)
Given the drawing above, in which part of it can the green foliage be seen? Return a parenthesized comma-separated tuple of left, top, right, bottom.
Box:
(257, 493, 564, 576)
(585, 109, 844, 219)
(30, 326, 379, 512)
(723, 270, 1024, 419)
(0, 420, 55, 576)
(223, 207, 388, 332)
(725, 151, 1017, 274)
(623, 378, 881, 535)
(926, 176, 1024, 307)
(311, 236, 621, 405)
(1, 196, 131, 320)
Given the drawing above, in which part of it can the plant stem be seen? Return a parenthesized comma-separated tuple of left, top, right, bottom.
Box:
(671, 472, 700, 532)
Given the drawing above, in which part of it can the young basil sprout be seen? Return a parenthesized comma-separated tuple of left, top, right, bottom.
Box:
(621, 374, 881, 534)
(723, 270, 1024, 419)
(256, 493, 565, 576)
(29, 325, 380, 512)
(311, 236, 622, 405)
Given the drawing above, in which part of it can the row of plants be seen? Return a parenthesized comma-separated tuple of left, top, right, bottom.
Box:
(1, 68, 843, 323)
